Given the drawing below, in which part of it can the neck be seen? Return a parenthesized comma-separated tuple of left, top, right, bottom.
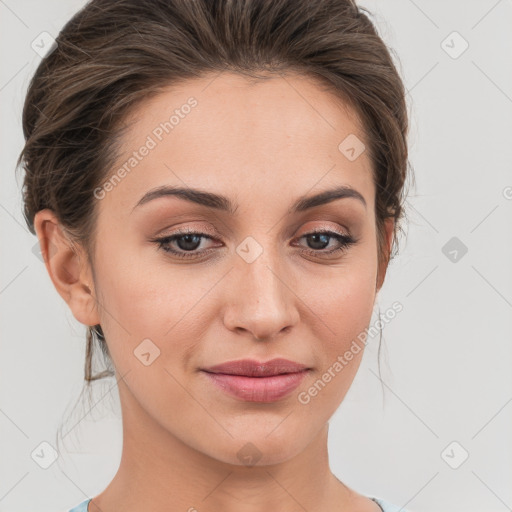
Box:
(89, 381, 355, 512)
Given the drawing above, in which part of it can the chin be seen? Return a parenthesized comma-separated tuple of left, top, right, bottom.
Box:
(203, 430, 310, 468)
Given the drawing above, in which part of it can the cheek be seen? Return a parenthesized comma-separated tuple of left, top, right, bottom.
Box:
(325, 268, 376, 343)
(304, 247, 377, 346)
(300, 251, 377, 400)
(91, 239, 218, 368)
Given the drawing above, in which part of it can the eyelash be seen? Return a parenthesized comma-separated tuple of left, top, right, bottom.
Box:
(152, 228, 357, 260)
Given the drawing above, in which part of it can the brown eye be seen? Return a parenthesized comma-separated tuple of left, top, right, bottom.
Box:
(295, 230, 357, 257)
(152, 231, 219, 259)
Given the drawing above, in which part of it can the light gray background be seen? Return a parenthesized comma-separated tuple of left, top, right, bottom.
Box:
(1, 1, 511, 511)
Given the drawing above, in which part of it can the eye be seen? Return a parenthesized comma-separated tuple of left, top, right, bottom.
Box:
(293, 229, 357, 257)
(151, 229, 220, 259)
(151, 228, 357, 260)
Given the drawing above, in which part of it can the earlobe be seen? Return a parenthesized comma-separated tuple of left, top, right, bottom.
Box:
(34, 209, 101, 327)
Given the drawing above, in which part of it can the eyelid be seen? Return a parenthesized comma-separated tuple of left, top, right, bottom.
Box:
(296, 222, 351, 238)
(153, 220, 353, 244)
(155, 223, 218, 238)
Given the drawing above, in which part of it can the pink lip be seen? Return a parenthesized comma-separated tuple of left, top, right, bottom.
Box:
(202, 370, 309, 402)
(203, 358, 309, 376)
(201, 358, 311, 402)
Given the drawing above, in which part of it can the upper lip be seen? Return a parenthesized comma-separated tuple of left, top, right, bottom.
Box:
(202, 358, 310, 377)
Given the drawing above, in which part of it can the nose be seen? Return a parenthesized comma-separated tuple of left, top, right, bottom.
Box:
(222, 247, 300, 341)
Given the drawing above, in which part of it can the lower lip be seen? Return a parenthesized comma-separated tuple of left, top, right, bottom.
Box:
(202, 370, 309, 402)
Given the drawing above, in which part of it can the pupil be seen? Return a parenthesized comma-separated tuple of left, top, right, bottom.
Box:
(308, 233, 329, 250)
(178, 234, 201, 251)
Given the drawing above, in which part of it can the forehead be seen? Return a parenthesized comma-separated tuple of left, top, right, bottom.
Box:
(99, 71, 374, 218)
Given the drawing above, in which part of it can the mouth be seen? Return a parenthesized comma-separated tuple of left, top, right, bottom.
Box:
(202, 357, 311, 377)
(201, 358, 311, 402)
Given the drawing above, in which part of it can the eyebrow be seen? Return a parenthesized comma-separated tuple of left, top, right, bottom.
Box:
(131, 184, 367, 214)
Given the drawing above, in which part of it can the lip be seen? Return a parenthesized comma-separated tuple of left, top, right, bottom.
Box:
(203, 358, 310, 376)
(201, 358, 311, 402)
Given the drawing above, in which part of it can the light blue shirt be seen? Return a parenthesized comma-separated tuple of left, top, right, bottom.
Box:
(69, 496, 408, 511)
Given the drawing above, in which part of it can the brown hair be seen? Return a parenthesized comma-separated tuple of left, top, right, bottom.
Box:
(18, 0, 412, 387)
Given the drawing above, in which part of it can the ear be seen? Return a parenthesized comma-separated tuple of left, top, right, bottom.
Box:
(376, 217, 395, 293)
(33, 209, 101, 327)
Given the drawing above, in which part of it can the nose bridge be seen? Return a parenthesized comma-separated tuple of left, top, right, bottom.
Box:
(241, 239, 283, 299)
(224, 233, 299, 339)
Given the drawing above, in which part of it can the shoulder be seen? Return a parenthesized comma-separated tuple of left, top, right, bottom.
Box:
(68, 498, 91, 512)
(369, 496, 409, 512)
(68, 496, 404, 511)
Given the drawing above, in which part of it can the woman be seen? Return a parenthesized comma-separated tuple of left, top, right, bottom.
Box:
(18, 0, 412, 510)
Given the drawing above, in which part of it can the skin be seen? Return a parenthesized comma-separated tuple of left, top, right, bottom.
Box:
(35, 71, 393, 512)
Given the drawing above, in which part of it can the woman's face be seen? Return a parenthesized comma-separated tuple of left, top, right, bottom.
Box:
(78, 72, 391, 465)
